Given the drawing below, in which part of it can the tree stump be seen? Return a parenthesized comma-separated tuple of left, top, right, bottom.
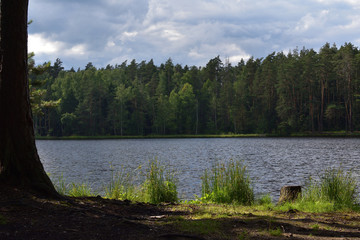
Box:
(278, 186, 301, 204)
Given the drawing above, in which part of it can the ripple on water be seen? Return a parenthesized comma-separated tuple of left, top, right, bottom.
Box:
(36, 138, 360, 201)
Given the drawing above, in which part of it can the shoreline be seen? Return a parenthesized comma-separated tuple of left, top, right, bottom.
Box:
(35, 132, 360, 140)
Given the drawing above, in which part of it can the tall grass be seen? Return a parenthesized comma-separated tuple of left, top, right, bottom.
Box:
(201, 160, 254, 205)
(142, 159, 178, 204)
(104, 166, 140, 201)
(68, 183, 94, 197)
(298, 167, 358, 211)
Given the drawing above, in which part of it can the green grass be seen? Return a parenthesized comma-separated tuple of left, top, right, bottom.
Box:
(298, 167, 358, 211)
(275, 167, 359, 212)
(52, 159, 178, 204)
(268, 227, 283, 236)
(200, 160, 254, 205)
(142, 159, 178, 204)
(104, 165, 141, 201)
(311, 223, 320, 231)
(175, 218, 222, 235)
(51, 173, 95, 197)
(53, 173, 69, 195)
(68, 183, 94, 197)
(50, 162, 359, 212)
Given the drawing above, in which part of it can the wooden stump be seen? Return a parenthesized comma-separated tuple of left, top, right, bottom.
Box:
(278, 186, 301, 204)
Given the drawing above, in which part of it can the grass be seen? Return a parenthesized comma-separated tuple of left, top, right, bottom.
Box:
(200, 160, 254, 205)
(68, 183, 94, 197)
(52, 173, 94, 197)
(268, 227, 283, 236)
(274, 166, 359, 212)
(142, 159, 178, 204)
(294, 167, 357, 212)
(175, 219, 222, 235)
(52, 159, 178, 204)
(311, 223, 320, 231)
(50, 161, 359, 212)
(104, 165, 140, 201)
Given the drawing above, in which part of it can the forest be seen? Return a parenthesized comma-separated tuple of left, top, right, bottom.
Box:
(30, 42, 360, 137)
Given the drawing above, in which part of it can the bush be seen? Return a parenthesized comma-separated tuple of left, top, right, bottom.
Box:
(201, 160, 254, 205)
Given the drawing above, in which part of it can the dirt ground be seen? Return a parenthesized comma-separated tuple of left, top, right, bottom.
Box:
(0, 184, 360, 240)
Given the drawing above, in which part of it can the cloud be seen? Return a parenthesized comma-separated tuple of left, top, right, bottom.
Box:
(28, 0, 360, 69)
(28, 33, 64, 55)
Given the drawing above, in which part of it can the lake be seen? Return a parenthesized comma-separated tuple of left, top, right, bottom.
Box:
(36, 138, 360, 201)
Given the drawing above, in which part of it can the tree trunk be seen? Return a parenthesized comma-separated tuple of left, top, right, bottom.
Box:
(0, 0, 58, 197)
(278, 186, 301, 204)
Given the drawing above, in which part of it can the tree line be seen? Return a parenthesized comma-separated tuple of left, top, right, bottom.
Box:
(31, 42, 360, 136)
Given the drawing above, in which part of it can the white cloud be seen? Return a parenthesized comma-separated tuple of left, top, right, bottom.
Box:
(65, 44, 87, 56)
(188, 43, 250, 65)
(28, 33, 64, 54)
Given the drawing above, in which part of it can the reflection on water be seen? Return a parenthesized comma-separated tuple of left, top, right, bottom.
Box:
(36, 138, 360, 201)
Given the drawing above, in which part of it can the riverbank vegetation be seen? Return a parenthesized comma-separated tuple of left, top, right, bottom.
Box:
(50, 160, 359, 213)
(31, 42, 360, 137)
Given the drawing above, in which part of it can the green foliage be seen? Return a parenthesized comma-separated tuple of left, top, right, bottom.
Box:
(30, 42, 360, 136)
(201, 160, 254, 205)
(143, 159, 178, 204)
(53, 173, 69, 195)
(51, 173, 94, 197)
(68, 183, 94, 197)
(311, 224, 320, 231)
(275, 167, 359, 212)
(268, 227, 283, 236)
(104, 165, 140, 201)
(256, 194, 273, 206)
(300, 167, 358, 210)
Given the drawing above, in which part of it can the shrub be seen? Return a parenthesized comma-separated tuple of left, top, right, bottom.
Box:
(201, 160, 254, 205)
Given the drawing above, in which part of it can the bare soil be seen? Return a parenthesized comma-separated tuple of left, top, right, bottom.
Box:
(0, 184, 359, 240)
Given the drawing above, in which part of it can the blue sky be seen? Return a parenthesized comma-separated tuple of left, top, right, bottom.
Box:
(28, 0, 360, 69)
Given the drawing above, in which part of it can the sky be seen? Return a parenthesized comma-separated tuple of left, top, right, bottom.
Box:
(28, 0, 360, 70)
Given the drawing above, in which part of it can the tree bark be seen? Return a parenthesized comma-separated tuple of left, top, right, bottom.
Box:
(0, 0, 58, 197)
(278, 186, 301, 204)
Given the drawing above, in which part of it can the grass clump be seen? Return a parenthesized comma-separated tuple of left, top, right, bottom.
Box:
(201, 160, 254, 205)
(104, 159, 178, 204)
(268, 227, 283, 236)
(52, 159, 178, 204)
(104, 166, 140, 201)
(53, 173, 69, 195)
(68, 183, 94, 197)
(275, 167, 359, 212)
(298, 167, 358, 211)
(143, 159, 178, 204)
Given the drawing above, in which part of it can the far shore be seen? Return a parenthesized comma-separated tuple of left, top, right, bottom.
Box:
(35, 131, 360, 140)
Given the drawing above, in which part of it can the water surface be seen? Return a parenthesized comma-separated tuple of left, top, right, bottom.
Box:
(36, 138, 360, 200)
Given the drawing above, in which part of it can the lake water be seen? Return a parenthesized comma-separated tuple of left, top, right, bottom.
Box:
(36, 138, 360, 201)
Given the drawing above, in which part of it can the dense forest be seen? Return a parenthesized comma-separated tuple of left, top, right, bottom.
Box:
(30, 42, 360, 136)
